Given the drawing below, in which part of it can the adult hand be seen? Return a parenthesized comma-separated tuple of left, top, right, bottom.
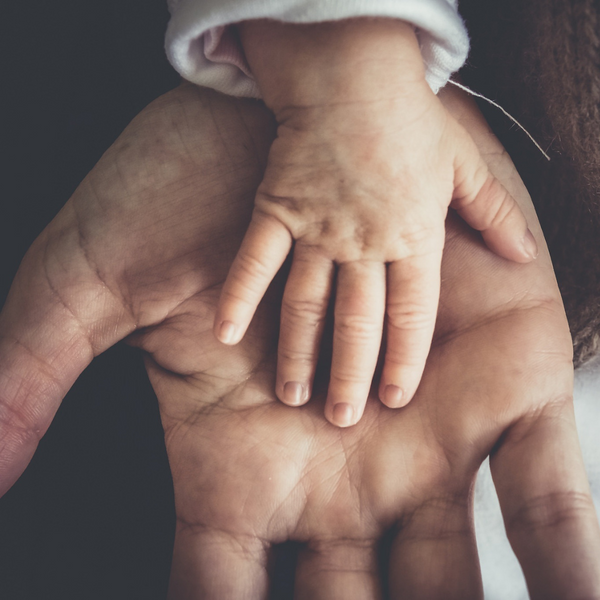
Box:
(0, 83, 598, 598)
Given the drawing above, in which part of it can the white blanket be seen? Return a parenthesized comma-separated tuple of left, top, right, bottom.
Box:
(165, 0, 469, 95)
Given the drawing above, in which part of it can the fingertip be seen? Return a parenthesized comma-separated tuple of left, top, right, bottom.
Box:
(483, 227, 539, 264)
(215, 319, 241, 345)
(380, 384, 411, 409)
(522, 228, 539, 261)
(280, 381, 309, 407)
(329, 402, 356, 428)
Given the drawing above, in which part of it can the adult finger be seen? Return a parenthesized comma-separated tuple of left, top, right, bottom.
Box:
(168, 525, 269, 600)
(214, 211, 292, 346)
(276, 246, 334, 406)
(451, 126, 538, 264)
(491, 398, 600, 599)
(325, 261, 386, 428)
(294, 538, 382, 600)
(379, 252, 441, 409)
(0, 228, 135, 497)
(389, 494, 483, 599)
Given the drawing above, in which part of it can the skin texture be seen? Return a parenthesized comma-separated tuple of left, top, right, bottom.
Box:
(0, 84, 599, 598)
(214, 19, 538, 427)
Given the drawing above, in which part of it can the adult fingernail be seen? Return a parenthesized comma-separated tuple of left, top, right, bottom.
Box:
(283, 381, 305, 406)
(332, 403, 355, 427)
(383, 384, 404, 408)
(217, 320, 238, 344)
(522, 229, 538, 260)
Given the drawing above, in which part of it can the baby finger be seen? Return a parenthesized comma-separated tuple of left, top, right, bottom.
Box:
(326, 261, 386, 428)
(215, 212, 292, 345)
(379, 252, 441, 408)
(276, 248, 334, 406)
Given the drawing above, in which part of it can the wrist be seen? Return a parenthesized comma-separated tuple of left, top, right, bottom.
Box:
(237, 18, 429, 114)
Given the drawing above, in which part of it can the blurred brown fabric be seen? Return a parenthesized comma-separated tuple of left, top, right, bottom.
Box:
(460, 0, 600, 367)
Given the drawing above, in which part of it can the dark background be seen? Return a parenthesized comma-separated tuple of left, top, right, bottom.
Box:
(1, 2, 180, 598)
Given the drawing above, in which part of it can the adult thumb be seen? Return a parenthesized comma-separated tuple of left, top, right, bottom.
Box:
(0, 215, 135, 497)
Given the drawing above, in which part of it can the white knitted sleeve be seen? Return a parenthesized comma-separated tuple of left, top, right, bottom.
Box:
(165, 0, 469, 97)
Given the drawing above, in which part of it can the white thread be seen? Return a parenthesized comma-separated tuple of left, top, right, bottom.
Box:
(448, 79, 551, 161)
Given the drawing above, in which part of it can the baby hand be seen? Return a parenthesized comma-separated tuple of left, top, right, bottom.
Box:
(214, 19, 537, 427)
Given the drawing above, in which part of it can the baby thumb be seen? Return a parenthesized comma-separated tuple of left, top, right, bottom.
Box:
(450, 131, 538, 263)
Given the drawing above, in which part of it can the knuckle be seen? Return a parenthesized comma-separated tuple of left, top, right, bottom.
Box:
(0, 359, 58, 451)
(386, 302, 435, 332)
(0, 396, 43, 460)
(234, 251, 272, 283)
(454, 163, 490, 209)
(307, 537, 376, 572)
(220, 287, 257, 309)
(402, 495, 471, 543)
(456, 171, 520, 232)
(474, 162, 491, 187)
(384, 348, 423, 369)
(506, 491, 596, 536)
(486, 188, 519, 231)
(281, 297, 327, 327)
(335, 313, 381, 343)
(278, 344, 315, 364)
(330, 370, 371, 386)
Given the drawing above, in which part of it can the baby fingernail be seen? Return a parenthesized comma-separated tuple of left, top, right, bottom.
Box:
(332, 403, 355, 427)
(522, 229, 538, 260)
(283, 381, 305, 406)
(217, 320, 238, 344)
(383, 385, 404, 408)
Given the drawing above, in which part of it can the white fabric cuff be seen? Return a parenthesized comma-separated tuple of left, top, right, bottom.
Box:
(165, 0, 469, 97)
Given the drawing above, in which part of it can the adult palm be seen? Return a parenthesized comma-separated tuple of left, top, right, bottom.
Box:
(0, 84, 598, 599)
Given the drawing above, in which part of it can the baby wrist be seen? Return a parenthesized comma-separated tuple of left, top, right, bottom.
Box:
(238, 18, 429, 113)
